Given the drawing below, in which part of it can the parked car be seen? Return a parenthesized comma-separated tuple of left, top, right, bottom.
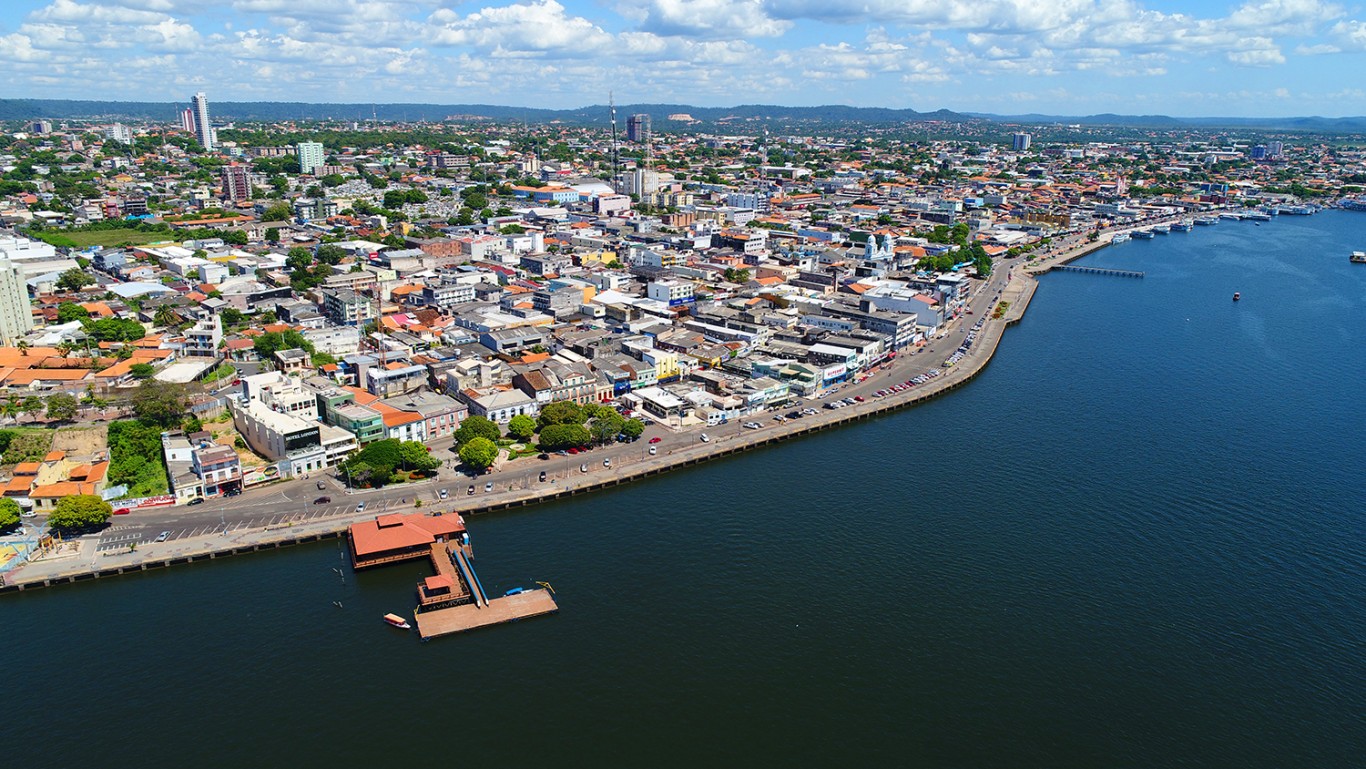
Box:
(439, 488, 448, 500)
(317, 480, 325, 490)
(154, 531, 170, 543)
(484, 482, 492, 492)
(648, 446, 657, 456)
(649, 436, 662, 444)
(468, 485, 475, 495)
(538, 453, 550, 460)
(568, 447, 579, 455)
(355, 502, 366, 512)
(580, 463, 588, 473)
(187, 497, 204, 506)
(700, 433, 711, 442)
(603, 458, 611, 468)
(539, 471, 547, 482)
(314, 496, 330, 505)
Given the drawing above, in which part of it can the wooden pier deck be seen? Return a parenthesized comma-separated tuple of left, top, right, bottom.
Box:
(415, 588, 558, 639)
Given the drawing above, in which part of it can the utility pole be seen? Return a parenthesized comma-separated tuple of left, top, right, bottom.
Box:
(609, 91, 619, 194)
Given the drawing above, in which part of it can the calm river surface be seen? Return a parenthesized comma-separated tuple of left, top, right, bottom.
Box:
(6, 211, 1364, 768)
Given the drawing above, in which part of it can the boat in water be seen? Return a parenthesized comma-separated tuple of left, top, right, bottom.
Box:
(1343, 198, 1366, 212)
(1112, 232, 1131, 243)
(1351, 251, 1366, 264)
(1132, 229, 1156, 239)
(383, 613, 412, 629)
(1244, 211, 1273, 222)
(1278, 204, 1316, 215)
(1171, 220, 1194, 232)
(1194, 216, 1219, 226)
(1218, 212, 1243, 221)
(1151, 224, 1170, 234)
(1233, 292, 1241, 301)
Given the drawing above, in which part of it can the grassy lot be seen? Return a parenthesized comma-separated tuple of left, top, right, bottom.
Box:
(0, 427, 56, 465)
(34, 228, 175, 249)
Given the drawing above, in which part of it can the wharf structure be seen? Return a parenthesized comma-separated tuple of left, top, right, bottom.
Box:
(348, 511, 557, 639)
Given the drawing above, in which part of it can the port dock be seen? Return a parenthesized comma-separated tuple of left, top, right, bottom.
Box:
(415, 586, 559, 639)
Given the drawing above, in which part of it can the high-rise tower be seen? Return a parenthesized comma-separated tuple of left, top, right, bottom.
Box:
(192, 92, 214, 151)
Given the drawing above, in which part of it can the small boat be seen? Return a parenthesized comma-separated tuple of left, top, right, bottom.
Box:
(1233, 292, 1241, 301)
(1351, 251, 1366, 263)
(1112, 232, 1131, 243)
(1151, 224, 1170, 234)
(1194, 216, 1219, 226)
(1244, 211, 1272, 221)
(504, 587, 526, 596)
(1171, 220, 1193, 232)
(383, 613, 412, 629)
(1218, 212, 1243, 221)
(1132, 229, 1156, 239)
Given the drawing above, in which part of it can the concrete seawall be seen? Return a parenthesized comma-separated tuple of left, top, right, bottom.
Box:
(2, 263, 1060, 594)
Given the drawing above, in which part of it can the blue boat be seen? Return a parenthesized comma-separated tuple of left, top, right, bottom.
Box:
(504, 587, 526, 596)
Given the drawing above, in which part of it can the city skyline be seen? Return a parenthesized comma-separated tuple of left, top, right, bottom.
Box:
(4, 0, 1366, 117)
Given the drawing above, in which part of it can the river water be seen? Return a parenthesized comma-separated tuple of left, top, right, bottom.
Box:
(6, 212, 1364, 768)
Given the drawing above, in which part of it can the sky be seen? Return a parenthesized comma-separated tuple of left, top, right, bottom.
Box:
(4, 0, 1366, 117)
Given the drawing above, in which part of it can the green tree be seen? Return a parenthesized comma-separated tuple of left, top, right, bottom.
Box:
(45, 393, 79, 422)
(130, 379, 186, 427)
(537, 423, 591, 452)
(458, 436, 498, 472)
(253, 330, 315, 358)
(453, 415, 500, 446)
(536, 400, 585, 430)
(0, 497, 20, 530)
(398, 441, 440, 473)
(589, 411, 626, 445)
(56, 302, 90, 323)
(265, 227, 280, 243)
(723, 267, 751, 284)
(83, 317, 145, 342)
(57, 268, 96, 292)
(261, 203, 292, 222)
(48, 494, 113, 530)
(621, 418, 645, 440)
(506, 414, 536, 442)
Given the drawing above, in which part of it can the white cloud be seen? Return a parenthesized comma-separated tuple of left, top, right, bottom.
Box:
(1227, 47, 1286, 65)
(429, 0, 614, 57)
(632, 0, 790, 39)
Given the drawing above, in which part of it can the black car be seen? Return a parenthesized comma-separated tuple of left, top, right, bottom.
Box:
(539, 471, 547, 482)
(538, 453, 550, 460)
(187, 497, 204, 506)
(314, 496, 331, 505)
(317, 481, 325, 490)
(468, 485, 475, 495)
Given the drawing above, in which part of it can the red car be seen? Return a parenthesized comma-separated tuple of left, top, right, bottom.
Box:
(568, 447, 579, 455)
(649, 436, 662, 444)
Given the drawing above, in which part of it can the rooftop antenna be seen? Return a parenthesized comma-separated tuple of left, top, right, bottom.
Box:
(609, 91, 619, 194)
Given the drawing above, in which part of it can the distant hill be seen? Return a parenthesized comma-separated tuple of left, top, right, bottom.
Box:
(974, 111, 1366, 132)
(4, 98, 1364, 134)
(0, 99, 970, 126)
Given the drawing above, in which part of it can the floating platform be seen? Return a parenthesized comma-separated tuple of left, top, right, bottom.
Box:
(415, 588, 558, 639)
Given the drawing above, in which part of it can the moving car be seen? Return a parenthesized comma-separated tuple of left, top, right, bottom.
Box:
(603, 458, 612, 468)
(439, 488, 448, 500)
(649, 446, 657, 456)
(700, 433, 711, 442)
(484, 482, 493, 492)
(649, 436, 662, 444)
(317, 481, 325, 490)
(580, 463, 588, 473)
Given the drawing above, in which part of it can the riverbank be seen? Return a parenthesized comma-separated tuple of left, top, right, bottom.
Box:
(0, 235, 1083, 594)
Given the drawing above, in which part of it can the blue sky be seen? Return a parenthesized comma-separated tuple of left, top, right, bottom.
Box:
(3, 0, 1366, 116)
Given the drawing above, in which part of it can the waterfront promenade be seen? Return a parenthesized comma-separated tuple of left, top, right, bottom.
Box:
(1, 236, 1088, 593)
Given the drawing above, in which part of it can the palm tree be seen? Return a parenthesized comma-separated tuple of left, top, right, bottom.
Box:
(153, 305, 175, 328)
(56, 341, 74, 359)
(16, 340, 29, 357)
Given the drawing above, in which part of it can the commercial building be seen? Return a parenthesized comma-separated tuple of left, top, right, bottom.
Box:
(1012, 132, 1032, 152)
(323, 288, 377, 327)
(627, 114, 651, 143)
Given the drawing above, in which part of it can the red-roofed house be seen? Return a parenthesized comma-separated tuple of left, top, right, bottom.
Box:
(349, 512, 467, 568)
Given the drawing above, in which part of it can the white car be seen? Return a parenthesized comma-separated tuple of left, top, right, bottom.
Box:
(439, 488, 448, 500)
(648, 446, 657, 455)
(699, 433, 711, 442)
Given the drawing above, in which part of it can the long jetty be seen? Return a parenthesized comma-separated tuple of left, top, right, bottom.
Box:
(1054, 265, 1145, 278)
(1, 266, 1043, 595)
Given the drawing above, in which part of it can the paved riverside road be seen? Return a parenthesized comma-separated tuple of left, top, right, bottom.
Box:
(26, 255, 1024, 559)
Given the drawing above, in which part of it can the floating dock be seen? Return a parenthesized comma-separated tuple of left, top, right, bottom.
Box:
(1054, 265, 1145, 278)
(415, 588, 559, 640)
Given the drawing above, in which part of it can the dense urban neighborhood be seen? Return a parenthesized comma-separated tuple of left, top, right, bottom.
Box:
(2, 96, 1365, 574)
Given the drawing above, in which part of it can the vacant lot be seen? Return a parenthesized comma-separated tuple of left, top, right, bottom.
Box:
(50, 425, 108, 458)
(35, 228, 173, 249)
